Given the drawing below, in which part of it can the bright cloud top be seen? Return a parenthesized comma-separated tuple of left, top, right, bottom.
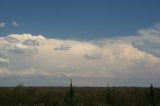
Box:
(0, 25, 160, 86)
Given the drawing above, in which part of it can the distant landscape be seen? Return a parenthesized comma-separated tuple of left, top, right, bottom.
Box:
(1, 0, 160, 106)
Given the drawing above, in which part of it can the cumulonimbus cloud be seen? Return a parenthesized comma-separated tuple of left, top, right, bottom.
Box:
(0, 24, 160, 86)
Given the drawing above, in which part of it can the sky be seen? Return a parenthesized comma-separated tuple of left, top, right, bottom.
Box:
(0, 0, 160, 87)
(0, 0, 160, 39)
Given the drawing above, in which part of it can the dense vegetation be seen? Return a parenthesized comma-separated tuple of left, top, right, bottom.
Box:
(0, 84, 160, 106)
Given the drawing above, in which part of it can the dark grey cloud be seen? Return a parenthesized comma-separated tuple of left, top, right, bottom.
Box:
(5, 36, 20, 43)
(23, 39, 40, 46)
(54, 45, 71, 50)
(84, 53, 102, 60)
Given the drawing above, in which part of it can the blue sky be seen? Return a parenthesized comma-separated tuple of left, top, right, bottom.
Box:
(0, 0, 160, 39)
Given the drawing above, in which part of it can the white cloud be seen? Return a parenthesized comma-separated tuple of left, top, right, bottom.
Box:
(120, 23, 160, 57)
(0, 22, 5, 28)
(7, 34, 46, 41)
(0, 43, 38, 57)
(0, 24, 160, 86)
(0, 57, 9, 63)
(12, 21, 18, 27)
(0, 41, 38, 71)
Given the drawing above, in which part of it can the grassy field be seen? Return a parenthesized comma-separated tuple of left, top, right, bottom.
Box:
(0, 85, 160, 106)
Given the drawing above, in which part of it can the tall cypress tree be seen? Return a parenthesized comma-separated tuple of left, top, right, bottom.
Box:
(149, 83, 155, 106)
(69, 79, 74, 100)
(105, 82, 114, 105)
(65, 79, 74, 106)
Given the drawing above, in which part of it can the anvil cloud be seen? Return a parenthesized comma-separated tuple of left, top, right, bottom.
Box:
(0, 25, 160, 86)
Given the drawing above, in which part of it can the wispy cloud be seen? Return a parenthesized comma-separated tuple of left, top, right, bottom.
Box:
(0, 22, 5, 28)
(12, 21, 18, 27)
(120, 23, 160, 57)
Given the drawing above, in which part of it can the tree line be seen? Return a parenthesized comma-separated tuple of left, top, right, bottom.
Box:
(0, 81, 159, 106)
